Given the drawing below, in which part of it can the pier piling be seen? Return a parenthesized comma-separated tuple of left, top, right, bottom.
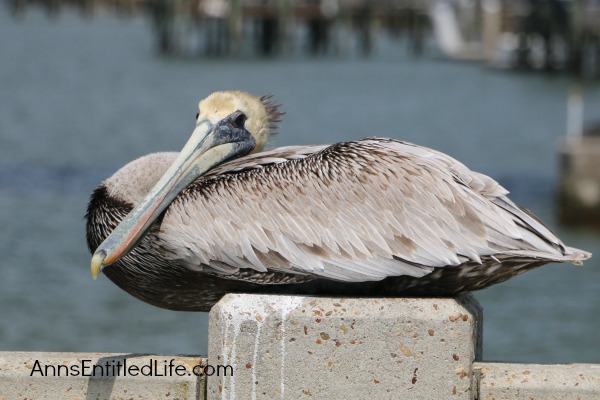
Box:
(558, 136, 600, 227)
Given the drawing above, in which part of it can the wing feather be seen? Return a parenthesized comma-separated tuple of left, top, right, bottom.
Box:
(154, 138, 578, 282)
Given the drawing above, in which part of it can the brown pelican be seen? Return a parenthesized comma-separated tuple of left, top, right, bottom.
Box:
(86, 91, 591, 311)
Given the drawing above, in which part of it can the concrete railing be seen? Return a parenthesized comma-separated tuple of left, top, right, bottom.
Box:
(1, 294, 599, 399)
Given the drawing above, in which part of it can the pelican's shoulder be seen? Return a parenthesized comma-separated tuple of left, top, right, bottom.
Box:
(202, 137, 449, 177)
(204, 144, 331, 176)
(202, 136, 509, 201)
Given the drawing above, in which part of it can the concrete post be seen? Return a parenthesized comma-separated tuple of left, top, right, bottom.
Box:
(208, 293, 482, 399)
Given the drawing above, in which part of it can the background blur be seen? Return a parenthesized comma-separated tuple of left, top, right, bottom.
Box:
(1, 0, 599, 363)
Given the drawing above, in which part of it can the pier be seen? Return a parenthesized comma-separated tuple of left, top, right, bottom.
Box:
(1, 294, 599, 399)
(7, 0, 600, 76)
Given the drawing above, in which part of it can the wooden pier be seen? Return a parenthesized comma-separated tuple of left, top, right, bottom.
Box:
(6, 0, 600, 76)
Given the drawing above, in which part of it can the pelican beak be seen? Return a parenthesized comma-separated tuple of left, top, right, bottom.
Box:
(91, 251, 105, 280)
(90, 115, 255, 278)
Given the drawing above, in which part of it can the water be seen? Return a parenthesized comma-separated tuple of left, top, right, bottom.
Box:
(1, 7, 599, 363)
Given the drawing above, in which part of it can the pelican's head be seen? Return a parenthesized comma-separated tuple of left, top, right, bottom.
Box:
(197, 91, 281, 153)
(91, 91, 282, 279)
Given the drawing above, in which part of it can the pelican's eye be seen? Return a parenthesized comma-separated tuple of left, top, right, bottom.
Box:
(195, 112, 199, 120)
(231, 111, 247, 129)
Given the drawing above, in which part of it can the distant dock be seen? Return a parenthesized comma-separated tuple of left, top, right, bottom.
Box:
(7, 0, 600, 76)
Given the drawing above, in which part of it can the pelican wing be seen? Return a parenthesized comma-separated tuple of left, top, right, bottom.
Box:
(156, 138, 581, 282)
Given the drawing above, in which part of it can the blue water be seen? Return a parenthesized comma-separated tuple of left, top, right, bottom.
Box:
(1, 6, 599, 363)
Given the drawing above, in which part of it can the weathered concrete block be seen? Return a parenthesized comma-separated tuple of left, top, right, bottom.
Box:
(0, 352, 205, 400)
(475, 362, 600, 399)
(558, 136, 600, 227)
(208, 294, 482, 399)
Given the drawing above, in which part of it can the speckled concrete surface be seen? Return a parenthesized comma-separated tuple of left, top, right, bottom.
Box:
(475, 362, 600, 400)
(208, 294, 482, 400)
(0, 352, 204, 400)
(2, 297, 600, 399)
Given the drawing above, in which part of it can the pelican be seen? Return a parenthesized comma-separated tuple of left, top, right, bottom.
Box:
(86, 91, 591, 311)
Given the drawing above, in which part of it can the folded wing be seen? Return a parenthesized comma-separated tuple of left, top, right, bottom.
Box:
(156, 138, 589, 282)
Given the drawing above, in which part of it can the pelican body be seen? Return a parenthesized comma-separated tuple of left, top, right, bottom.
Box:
(86, 91, 591, 311)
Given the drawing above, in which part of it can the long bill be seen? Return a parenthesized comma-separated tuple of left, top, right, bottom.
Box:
(91, 120, 250, 279)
